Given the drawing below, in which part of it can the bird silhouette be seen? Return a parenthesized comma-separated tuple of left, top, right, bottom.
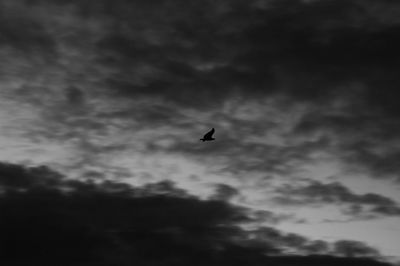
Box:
(200, 128, 215, 142)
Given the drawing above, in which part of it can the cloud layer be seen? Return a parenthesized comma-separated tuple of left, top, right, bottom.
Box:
(0, 0, 399, 177)
(0, 162, 393, 265)
(1, 0, 400, 262)
(0, 0, 398, 182)
(273, 180, 400, 219)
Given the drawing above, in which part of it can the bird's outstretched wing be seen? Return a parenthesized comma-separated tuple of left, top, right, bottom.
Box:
(203, 128, 215, 139)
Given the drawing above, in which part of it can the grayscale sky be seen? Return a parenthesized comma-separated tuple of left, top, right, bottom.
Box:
(1, 0, 400, 264)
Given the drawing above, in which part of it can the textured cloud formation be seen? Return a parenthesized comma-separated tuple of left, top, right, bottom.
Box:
(0, 0, 398, 174)
(273, 180, 400, 219)
(1, 0, 400, 262)
(0, 0, 397, 181)
(0, 162, 392, 265)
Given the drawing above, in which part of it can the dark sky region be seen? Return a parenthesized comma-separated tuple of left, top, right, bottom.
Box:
(1, 0, 400, 265)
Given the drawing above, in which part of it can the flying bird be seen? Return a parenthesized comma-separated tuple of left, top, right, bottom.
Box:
(200, 128, 215, 142)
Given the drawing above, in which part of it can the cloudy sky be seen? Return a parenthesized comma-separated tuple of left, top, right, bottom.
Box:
(1, 0, 400, 264)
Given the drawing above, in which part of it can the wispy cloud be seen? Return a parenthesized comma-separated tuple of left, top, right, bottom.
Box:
(273, 180, 400, 219)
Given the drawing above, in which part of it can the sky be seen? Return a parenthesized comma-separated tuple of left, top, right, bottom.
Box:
(1, 0, 400, 265)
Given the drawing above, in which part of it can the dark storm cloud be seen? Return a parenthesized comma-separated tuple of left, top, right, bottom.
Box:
(273, 180, 400, 218)
(81, 0, 400, 104)
(0, 162, 63, 190)
(0, 162, 393, 265)
(0, 4, 56, 55)
(0, 162, 249, 264)
(65, 86, 85, 106)
(3, 0, 399, 109)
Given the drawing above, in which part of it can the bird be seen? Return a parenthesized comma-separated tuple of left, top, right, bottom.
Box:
(200, 128, 215, 142)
